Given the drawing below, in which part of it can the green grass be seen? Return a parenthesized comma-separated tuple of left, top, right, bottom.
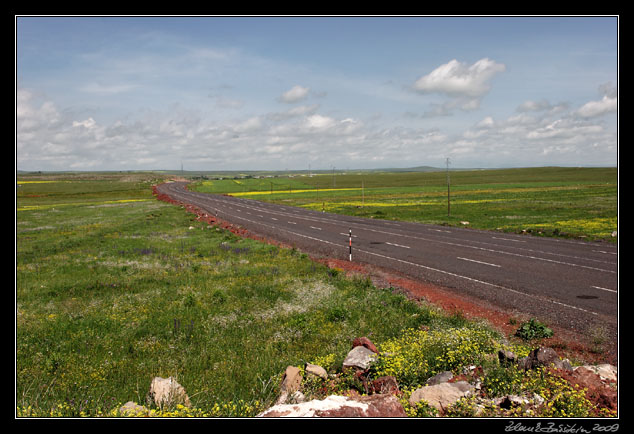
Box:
(16, 171, 618, 418)
(15, 173, 457, 417)
(191, 167, 618, 242)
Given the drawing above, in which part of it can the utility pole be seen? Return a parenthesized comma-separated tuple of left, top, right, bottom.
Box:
(446, 157, 451, 217)
(362, 180, 364, 208)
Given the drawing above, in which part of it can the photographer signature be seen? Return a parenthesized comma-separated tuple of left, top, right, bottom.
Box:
(505, 421, 618, 433)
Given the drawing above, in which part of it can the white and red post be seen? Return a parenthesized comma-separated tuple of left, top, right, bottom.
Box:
(349, 228, 352, 261)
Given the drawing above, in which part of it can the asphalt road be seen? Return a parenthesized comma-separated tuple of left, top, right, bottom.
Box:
(157, 181, 618, 335)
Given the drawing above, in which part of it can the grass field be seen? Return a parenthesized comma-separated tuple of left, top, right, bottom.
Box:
(15, 170, 618, 418)
(191, 167, 618, 242)
(15, 172, 497, 417)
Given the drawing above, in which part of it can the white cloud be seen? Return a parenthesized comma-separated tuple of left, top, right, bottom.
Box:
(576, 95, 617, 118)
(17, 88, 62, 132)
(16, 69, 617, 171)
(279, 85, 310, 103)
(575, 82, 617, 118)
(526, 119, 604, 140)
(305, 114, 335, 129)
(233, 116, 263, 132)
(476, 116, 495, 128)
(72, 117, 97, 129)
(413, 58, 505, 116)
(414, 58, 506, 98)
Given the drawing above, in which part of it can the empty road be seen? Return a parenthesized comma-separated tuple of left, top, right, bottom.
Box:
(157, 181, 618, 336)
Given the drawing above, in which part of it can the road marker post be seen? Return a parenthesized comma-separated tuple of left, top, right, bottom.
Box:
(349, 228, 352, 261)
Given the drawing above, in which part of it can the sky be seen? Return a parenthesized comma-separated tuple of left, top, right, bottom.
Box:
(16, 16, 618, 171)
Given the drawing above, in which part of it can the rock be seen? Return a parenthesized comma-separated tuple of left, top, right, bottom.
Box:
(119, 401, 149, 416)
(257, 394, 407, 417)
(276, 365, 303, 405)
(496, 395, 529, 410)
(148, 376, 191, 408)
(517, 347, 571, 371)
(575, 364, 617, 382)
(352, 337, 379, 354)
(426, 371, 453, 386)
(409, 381, 475, 414)
(517, 356, 531, 370)
(289, 391, 306, 404)
(563, 366, 617, 411)
(369, 376, 400, 395)
(305, 363, 328, 380)
(498, 349, 517, 366)
(342, 346, 378, 371)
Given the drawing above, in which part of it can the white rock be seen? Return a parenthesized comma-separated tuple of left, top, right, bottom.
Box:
(149, 376, 191, 408)
(119, 401, 148, 416)
(409, 381, 475, 412)
(259, 395, 367, 417)
(342, 346, 378, 370)
(574, 364, 617, 382)
(305, 363, 328, 380)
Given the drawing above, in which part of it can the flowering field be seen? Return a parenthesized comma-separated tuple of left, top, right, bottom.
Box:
(15, 173, 451, 417)
(16, 171, 617, 418)
(193, 167, 617, 242)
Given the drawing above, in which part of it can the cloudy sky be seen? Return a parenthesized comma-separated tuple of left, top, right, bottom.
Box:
(16, 16, 618, 171)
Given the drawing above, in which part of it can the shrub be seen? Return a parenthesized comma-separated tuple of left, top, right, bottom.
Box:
(515, 318, 553, 340)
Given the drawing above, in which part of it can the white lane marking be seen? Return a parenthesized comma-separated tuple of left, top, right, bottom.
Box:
(166, 188, 615, 273)
(432, 229, 452, 233)
(161, 187, 603, 317)
(288, 221, 297, 225)
(592, 285, 617, 294)
(386, 242, 410, 249)
(310, 226, 322, 231)
(458, 257, 501, 267)
(340, 233, 358, 238)
(271, 217, 278, 221)
(361, 226, 615, 274)
(356, 248, 598, 316)
(492, 236, 526, 243)
(593, 250, 617, 255)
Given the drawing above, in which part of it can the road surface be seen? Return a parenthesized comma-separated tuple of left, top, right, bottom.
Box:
(156, 181, 618, 336)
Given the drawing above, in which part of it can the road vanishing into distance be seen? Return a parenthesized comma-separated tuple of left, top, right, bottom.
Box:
(157, 181, 618, 337)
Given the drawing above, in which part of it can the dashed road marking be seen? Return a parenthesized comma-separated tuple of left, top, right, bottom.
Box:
(492, 236, 526, 243)
(592, 285, 617, 294)
(458, 257, 501, 267)
(386, 242, 410, 249)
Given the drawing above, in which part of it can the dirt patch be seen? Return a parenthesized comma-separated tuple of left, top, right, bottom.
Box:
(153, 183, 616, 366)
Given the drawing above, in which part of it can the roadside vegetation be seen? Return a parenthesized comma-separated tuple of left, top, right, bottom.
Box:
(16, 170, 617, 417)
